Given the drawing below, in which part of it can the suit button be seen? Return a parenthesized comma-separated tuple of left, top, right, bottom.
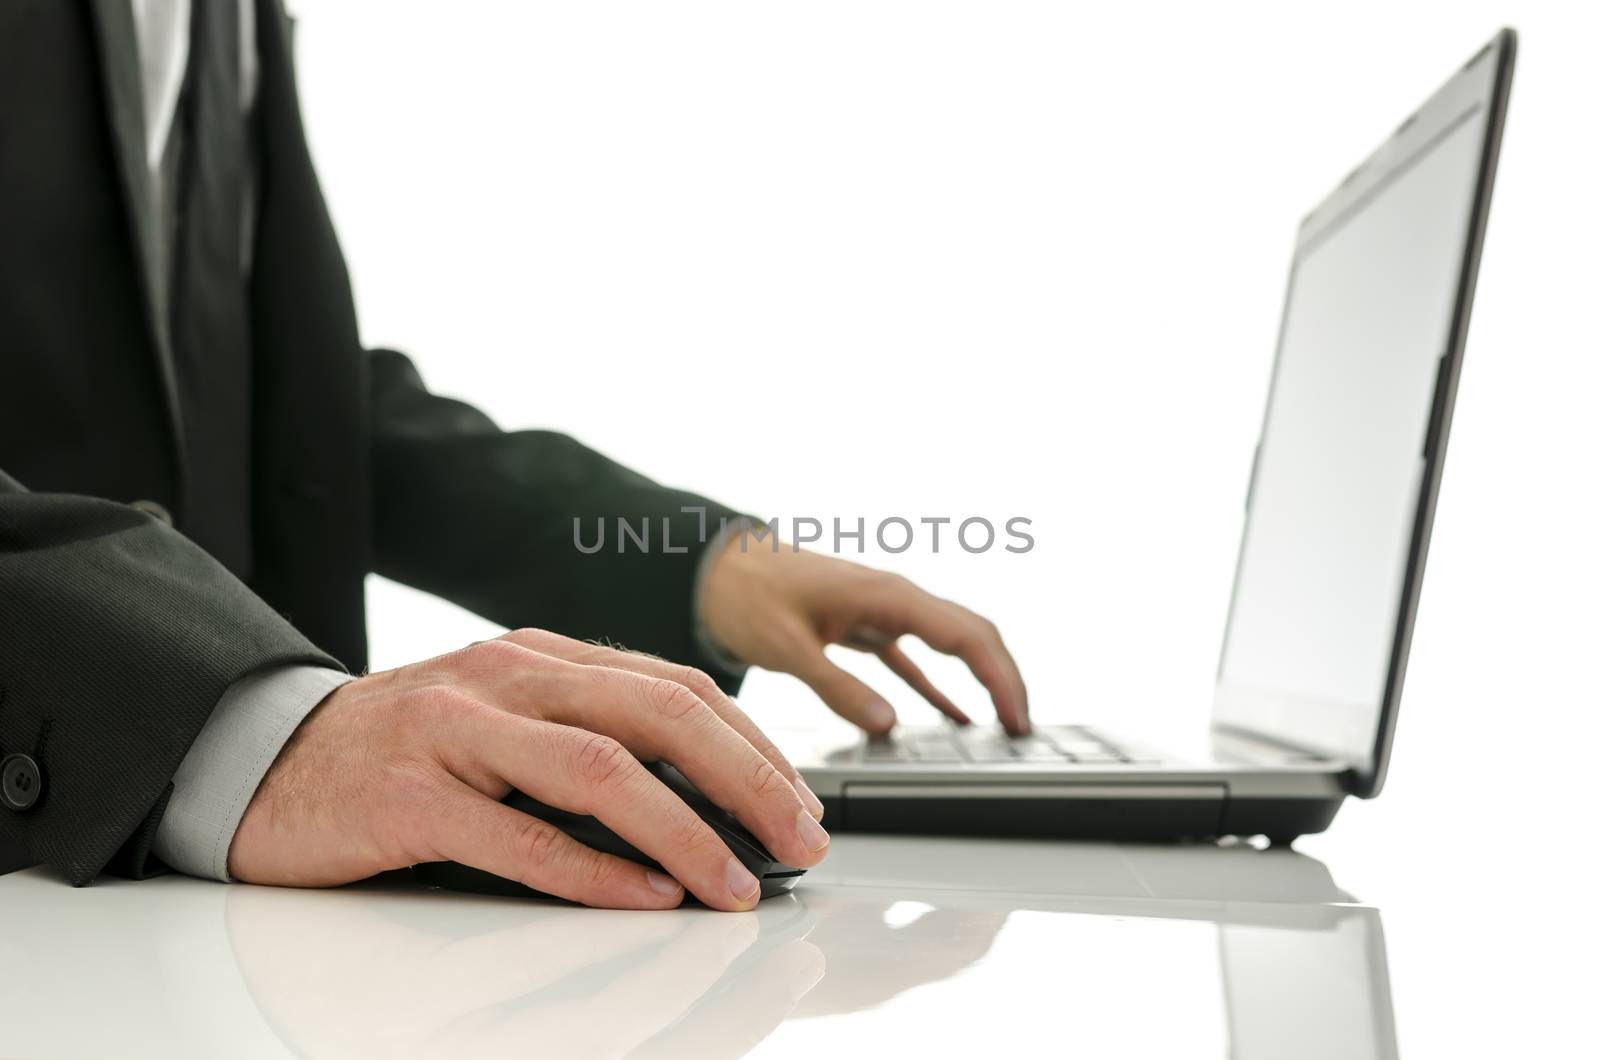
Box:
(130, 499, 174, 526)
(1, 754, 42, 812)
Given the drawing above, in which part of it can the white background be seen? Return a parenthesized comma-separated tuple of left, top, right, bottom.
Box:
(289, 2, 1597, 1054)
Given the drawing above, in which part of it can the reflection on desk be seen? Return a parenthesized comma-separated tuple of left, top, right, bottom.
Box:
(0, 838, 1395, 1059)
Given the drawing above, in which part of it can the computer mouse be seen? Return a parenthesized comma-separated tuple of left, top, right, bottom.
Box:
(413, 760, 805, 902)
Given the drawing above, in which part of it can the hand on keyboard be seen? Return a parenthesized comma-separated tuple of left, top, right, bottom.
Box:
(698, 537, 1030, 735)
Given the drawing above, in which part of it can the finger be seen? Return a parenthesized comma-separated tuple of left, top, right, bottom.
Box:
(454, 713, 772, 911)
(539, 665, 831, 871)
(436, 643, 830, 871)
(881, 588, 1030, 734)
(691, 681, 826, 821)
(792, 648, 898, 734)
(420, 777, 686, 911)
(877, 641, 972, 725)
(497, 629, 826, 820)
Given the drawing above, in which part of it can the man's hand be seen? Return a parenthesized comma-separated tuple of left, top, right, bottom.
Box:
(229, 630, 829, 911)
(698, 538, 1030, 735)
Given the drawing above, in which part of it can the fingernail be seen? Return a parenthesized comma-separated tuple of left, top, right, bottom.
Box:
(797, 777, 825, 820)
(726, 857, 761, 905)
(645, 870, 682, 897)
(796, 808, 830, 853)
(862, 700, 895, 731)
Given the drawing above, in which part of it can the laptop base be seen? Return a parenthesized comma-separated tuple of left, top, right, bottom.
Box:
(814, 791, 1344, 847)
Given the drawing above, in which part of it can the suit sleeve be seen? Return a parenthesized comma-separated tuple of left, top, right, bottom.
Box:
(366, 349, 747, 690)
(0, 470, 341, 885)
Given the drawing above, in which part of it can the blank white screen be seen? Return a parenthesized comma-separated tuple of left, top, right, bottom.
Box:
(1218, 108, 1486, 754)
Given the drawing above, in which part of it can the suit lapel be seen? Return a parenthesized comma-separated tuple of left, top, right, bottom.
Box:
(84, 0, 186, 460)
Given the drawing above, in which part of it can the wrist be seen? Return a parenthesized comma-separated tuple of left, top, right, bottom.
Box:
(155, 665, 353, 883)
(698, 527, 779, 660)
(695, 525, 759, 670)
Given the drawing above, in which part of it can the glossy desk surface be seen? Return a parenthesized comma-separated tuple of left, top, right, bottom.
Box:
(0, 830, 1507, 1059)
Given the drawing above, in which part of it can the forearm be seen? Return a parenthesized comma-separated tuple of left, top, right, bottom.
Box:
(0, 473, 339, 883)
(367, 348, 747, 684)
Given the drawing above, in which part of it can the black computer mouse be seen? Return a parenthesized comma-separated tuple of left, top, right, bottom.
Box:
(413, 760, 805, 902)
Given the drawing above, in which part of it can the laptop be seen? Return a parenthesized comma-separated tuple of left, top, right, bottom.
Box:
(795, 29, 1517, 844)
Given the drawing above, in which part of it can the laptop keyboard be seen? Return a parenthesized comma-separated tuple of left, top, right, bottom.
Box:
(862, 724, 1162, 766)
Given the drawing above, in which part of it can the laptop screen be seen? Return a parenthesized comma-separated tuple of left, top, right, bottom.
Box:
(1212, 36, 1512, 793)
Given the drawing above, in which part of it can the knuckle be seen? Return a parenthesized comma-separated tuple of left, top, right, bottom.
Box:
(747, 756, 789, 800)
(647, 679, 704, 722)
(947, 625, 981, 653)
(574, 848, 617, 893)
(505, 627, 555, 650)
(667, 815, 719, 860)
(511, 816, 565, 869)
(673, 666, 721, 701)
(571, 732, 633, 790)
(465, 637, 530, 670)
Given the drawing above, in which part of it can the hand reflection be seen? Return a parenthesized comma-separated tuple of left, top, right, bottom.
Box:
(786, 894, 1010, 1017)
(225, 884, 823, 1059)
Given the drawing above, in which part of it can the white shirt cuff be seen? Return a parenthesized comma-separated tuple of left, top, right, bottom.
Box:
(152, 664, 354, 882)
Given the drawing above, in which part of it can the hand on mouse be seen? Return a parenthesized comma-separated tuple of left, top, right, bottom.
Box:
(698, 536, 1030, 735)
(228, 629, 830, 911)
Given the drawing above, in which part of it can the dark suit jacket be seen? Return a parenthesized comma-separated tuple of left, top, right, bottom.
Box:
(0, 0, 739, 884)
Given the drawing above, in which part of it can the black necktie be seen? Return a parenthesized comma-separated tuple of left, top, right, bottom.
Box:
(169, 0, 254, 578)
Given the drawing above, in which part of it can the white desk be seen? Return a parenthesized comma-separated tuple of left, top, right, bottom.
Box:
(1, 836, 1404, 1059)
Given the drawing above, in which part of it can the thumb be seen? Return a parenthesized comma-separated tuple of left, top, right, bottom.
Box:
(797, 652, 898, 734)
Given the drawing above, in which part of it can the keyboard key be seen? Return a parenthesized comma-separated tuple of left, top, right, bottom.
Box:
(965, 746, 1019, 761)
(858, 725, 1166, 766)
(1016, 747, 1068, 762)
(911, 750, 966, 763)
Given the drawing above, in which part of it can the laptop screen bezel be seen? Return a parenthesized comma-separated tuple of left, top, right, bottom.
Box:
(1209, 29, 1517, 798)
